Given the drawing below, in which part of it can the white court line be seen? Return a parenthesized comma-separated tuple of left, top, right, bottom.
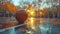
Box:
(0, 24, 25, 32)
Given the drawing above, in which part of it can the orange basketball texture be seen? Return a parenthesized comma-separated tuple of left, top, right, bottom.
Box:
(15, 9, 28, 24)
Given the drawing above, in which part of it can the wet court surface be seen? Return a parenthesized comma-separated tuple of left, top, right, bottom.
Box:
(0, 18, 60, 34)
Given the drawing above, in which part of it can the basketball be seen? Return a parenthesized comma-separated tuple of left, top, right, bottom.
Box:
(15, 9, 28, 24)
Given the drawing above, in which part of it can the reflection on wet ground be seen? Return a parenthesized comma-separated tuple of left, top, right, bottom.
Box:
(26, 18, 60, 34)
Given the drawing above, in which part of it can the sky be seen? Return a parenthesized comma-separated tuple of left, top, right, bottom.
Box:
(10, 0, 59, 9)
(11, 0, 34, 6)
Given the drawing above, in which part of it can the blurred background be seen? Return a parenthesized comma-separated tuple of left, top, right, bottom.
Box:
(0, 0, 60, 34)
